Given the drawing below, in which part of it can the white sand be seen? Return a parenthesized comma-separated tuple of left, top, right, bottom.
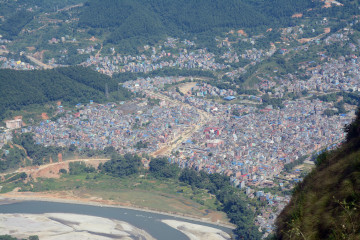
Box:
(0, 213, 155, 240)
(162, 219, 231, 240)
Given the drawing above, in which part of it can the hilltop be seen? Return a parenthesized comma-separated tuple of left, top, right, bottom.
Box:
(275, 110, 360, 239)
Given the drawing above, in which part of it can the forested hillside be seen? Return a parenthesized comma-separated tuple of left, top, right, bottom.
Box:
(0, 66, 131, 120)
(275, 110, 360, 239)
(0, 0, 84, 39)
(0, 10, 34, 40)
(79, 0, 320, 45)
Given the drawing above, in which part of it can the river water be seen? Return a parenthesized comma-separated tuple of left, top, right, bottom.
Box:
(0, 201, 233, 240)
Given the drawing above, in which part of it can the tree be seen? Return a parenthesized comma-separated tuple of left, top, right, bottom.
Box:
(101, 153, 141, 177)
(149, 157, 180, 178)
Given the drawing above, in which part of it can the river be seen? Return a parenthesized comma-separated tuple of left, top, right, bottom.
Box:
(0, 200, 233, 240)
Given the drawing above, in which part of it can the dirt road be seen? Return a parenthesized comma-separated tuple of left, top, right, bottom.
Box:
(26, 55, 53, 69)
(1, 158, 109, 180)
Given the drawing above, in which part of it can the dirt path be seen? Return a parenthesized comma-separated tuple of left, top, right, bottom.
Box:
(26, 55, 53, 69)
(297, 28, 331, 44)
(95, 44, 103, 58)
(57, 3, 84, 12)
(1, 158, 110, 179)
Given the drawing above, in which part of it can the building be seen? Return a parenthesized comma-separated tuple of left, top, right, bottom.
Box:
(5, 119, 22, 129)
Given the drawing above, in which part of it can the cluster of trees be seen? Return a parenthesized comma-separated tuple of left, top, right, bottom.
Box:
(0, 235, 38, 240)
(260, 93, 284, 109)
(0, 66, 132, 121)
(69, 162, 96, 175)
(149, 157, 179, 178)
(178, 168, 261, 239)
(147, 98, 160, 106)
(317, 91, 360, 116)
(99, 153, 142, 177)
(318, 91, 360, 105)
(134, 141, 149, 149)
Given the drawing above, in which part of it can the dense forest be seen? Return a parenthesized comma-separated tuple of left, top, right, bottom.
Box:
(275, 109, 360, 239)
(0, 66, 132, 121)
(79, 0, 320, 47)
(0, 10, 34, 39)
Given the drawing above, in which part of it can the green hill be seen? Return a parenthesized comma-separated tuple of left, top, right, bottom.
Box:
(275, 110, 360, 240)
(0, 66, 131, 121)
(79, 0, 320, 47)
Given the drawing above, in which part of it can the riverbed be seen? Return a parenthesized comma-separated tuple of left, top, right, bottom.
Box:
(0, 200, 233, 240)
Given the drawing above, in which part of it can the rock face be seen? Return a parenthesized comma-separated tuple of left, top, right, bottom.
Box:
(0, 213, 155, 240)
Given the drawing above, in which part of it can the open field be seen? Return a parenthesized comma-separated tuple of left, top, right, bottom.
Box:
(178, 82, 197, 95)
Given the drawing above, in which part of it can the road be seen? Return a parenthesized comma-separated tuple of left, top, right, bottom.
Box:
(24, 158, 110, 172)
(1, 158, 110, 180)
(146, 91, 212, 157)
(95, 44, 103, 58)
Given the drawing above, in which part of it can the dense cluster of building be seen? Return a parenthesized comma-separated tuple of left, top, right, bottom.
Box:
(188, 83, 236, 97)
(122, 76, 355, 235)
(270, 56, 360, 97)
(82, 47, 229, 75)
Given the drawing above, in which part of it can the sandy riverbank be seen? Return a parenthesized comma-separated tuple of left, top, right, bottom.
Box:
(0, 213, 155, 240)
(162, 219, 231, 240)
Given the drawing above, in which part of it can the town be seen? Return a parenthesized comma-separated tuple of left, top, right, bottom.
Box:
(1, 8, 360, 238)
